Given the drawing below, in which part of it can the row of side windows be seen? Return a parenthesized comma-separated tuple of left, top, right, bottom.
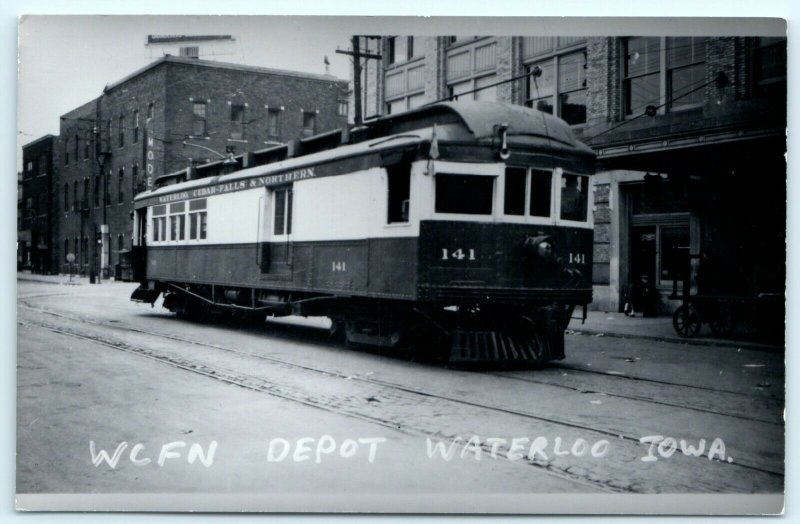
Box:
(432, 168, 589, 222)
(62, 165, 142, 212)
(62, 103, 153, 165)
(190, 102, 317, 140)
(151, 199, 207, 243)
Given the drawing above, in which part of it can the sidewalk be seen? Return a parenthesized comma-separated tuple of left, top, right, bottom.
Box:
(17, 272, 781, 351)
(570, 310, 782, 352)
(16, 271, 125, 286)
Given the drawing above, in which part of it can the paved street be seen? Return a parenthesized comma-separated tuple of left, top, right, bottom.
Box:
(16, 276, 785, 510)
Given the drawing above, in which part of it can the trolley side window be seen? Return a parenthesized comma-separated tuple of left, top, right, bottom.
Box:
(169, 202, 186, 241)
(435, 173, 494, 215)
(529, 169, 552, 217)
(151, 205, 167, 242)
(504, 167, 526, 215)
(189, 199, 207, 240)
(387, 163, 411, 223)
(273, 187, 293, 236)
(560, 173, 589, 222)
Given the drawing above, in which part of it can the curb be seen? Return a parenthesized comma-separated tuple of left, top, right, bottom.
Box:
(17, 277, 84, 286)
(567, 327, 782, 353)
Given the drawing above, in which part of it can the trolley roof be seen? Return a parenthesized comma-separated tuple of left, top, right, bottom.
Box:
(135, 101, 595, 207)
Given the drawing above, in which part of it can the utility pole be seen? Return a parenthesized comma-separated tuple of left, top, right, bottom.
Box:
(336, 36, 382, 126)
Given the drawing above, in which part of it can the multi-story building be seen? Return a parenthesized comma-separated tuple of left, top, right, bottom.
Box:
(52, 55, 349, 278)
(359, 36, 786, 313)
(19, 135, 56, 273)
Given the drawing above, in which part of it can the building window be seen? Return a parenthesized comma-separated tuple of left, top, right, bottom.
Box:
(133, 109, 140, 143)
(267, 108, 282, 139)
(385, 64, 426, 114)
(38, 154, 47, 175)
(446, 41, 498, 102)
(83, 178, 89, 209)
(63, 139, 69, 166)
(230, 104, 246, 140)
(83, 134, 90, 159)
(73, 181, 78, 211)
(302, 112, 316, 138)
(147, 102, 154, 120)
(81, 236, 88, 265)
(388, 36, 414, 65)
(525, 49, 587, 125)
(64, 183, 69, 211)
(667, 37, 707, 110)
(105, 171, 111, 205)
(118, 115, 125, 147)
(132, 164, 141, 196)
(118, 234, 124, 252)
(622, 37, 707, 117)
(273, 188, 293, 236)
(754, 37, 786, 97)
(105, 119, 112, 152)
(189, 199, 207, 240)
(192, 102, 207, 136)
(623, 37, 661, 117)
(64, 239, 69, 262)
(93, 175, 100, 207)
(118, 168, 125, 204)
(338, 101, 348, 117)
(180, 46, 199, 58)
(74, 134, 80, 162)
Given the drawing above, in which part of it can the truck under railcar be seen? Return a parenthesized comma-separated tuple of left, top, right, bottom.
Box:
(131, 101, 596, 364)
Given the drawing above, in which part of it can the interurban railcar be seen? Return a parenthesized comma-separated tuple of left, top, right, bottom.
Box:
(130, 101, 596, 364)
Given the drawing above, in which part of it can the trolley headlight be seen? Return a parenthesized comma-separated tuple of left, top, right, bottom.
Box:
(522, 234, 555, 260)
(536, 241, 553, 259)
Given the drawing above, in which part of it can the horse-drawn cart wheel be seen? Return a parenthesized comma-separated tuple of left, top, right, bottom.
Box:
(708, 302, 736, 336)
(673, 305, 701, 338)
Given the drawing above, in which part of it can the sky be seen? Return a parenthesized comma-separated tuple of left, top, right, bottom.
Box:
(17, 16, 355, 152)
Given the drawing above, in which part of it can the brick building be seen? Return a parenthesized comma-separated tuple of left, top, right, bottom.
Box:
(51, 56, 349, 278)
(358, 36, 786, 313)
(19, 135, 56, 273)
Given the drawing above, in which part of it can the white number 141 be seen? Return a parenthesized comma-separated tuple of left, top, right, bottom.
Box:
(441, 248, 476, 261)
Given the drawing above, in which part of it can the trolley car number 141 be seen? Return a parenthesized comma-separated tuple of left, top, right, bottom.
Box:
(441, 248, 476, 261)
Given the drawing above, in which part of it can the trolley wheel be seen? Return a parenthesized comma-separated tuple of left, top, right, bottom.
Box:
(673, 305, 701, 338)
(176, 297, 209, 322)
(708, 303, 736, 336)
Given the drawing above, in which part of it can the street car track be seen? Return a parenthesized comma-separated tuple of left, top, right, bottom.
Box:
(18, 301, 785, 481)
(495, 367, 783, 426)
(19, 299, 781, 424)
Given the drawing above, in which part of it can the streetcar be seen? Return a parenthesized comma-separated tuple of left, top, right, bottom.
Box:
(130, 101, 596, 364)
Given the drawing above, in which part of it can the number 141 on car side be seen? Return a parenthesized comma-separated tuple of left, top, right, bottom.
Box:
(441, 248, 476, 261)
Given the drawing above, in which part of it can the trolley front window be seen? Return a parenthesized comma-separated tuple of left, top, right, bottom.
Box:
(504, 167, 552, 218)
(435, 173, 494, 215)
(560, 173, 589, 222)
